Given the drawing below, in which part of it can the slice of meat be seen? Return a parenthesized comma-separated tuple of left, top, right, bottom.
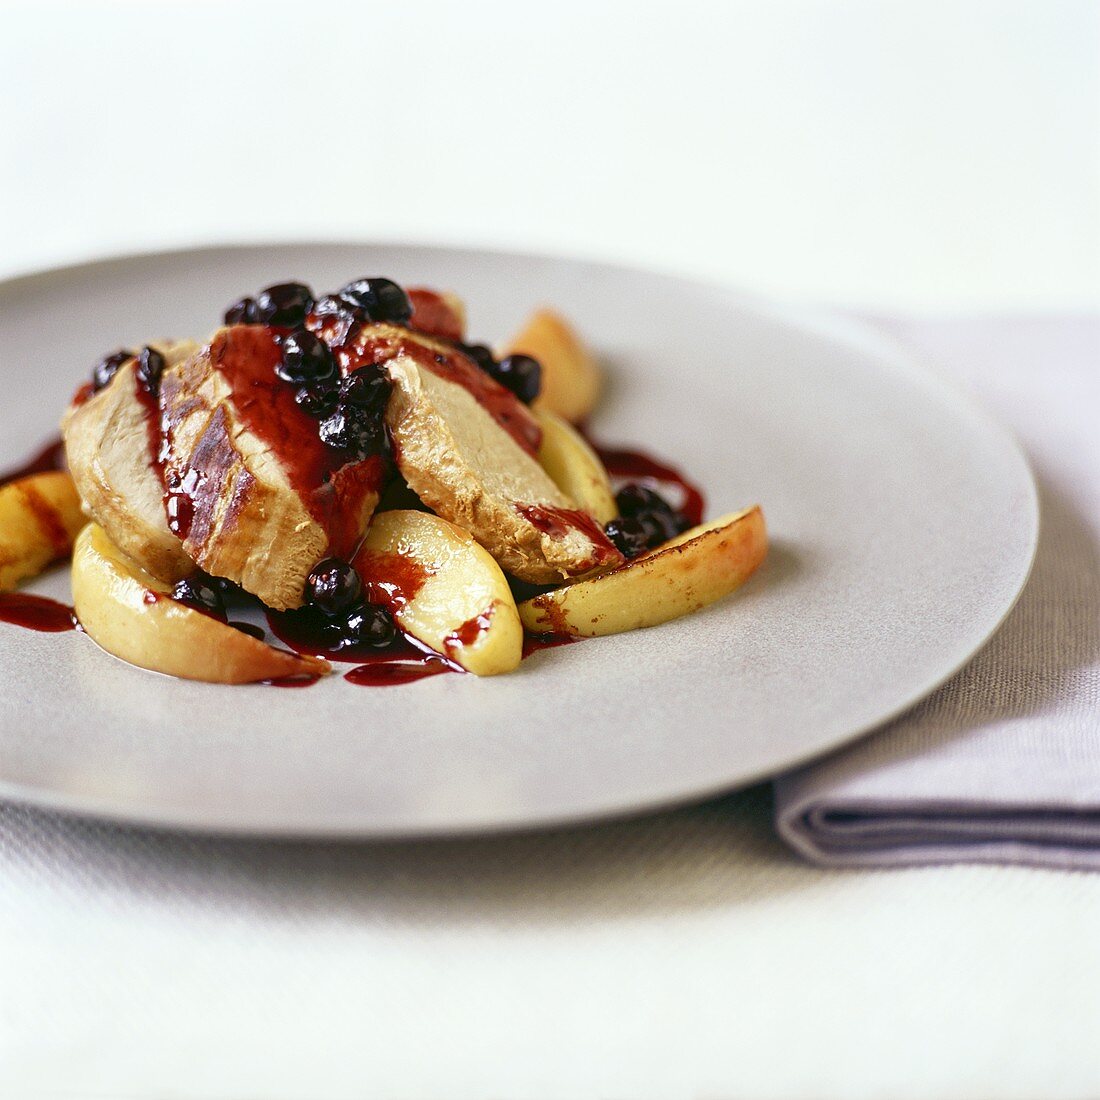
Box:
(61, 341, 198, 583)
(365, 327, 623, 584)
(160, 326, 386, 610)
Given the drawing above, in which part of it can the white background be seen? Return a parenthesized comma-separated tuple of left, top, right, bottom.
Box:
(1, 0, 1097, 311)
(3, 3, 1100, 1099)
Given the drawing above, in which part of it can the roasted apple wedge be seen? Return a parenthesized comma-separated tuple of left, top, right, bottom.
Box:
(355, 509, 523, 676)
(72, 523, 329, 683)
(502, 309, 602, 425)
(0, 471, 87, 591)
(534, 410, 617, 524)
(518, 506, 767, 638)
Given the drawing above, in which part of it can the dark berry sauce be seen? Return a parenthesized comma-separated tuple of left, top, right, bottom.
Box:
(316, 322, 541, 458)
(169, 326, 388, 556)
(586, 438, 706, 528)
(344, 651, 456, 687)
(265, 603, 462, 687)
(206, 326, 342, 486)
(522, 631, 577, 658)
(0, 437, 66, 490)
(515, 504, 621, 567)
(131, 368, 168, 485)
(0, 592, 76, 632)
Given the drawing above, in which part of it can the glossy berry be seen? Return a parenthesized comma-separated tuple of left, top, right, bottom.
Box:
(616, 483, 674, 519)
(493, 354, 541, 404)
(639, 510, 678, 545)
(255, 282, 314, 326)
(135, 346, 166, 396)
(339, 366, 389, 410)
(460, 343, 496, 374)
(318, 405, 385, 458)
(306, 558, 363, 616)
(309, 294, 360, 346)
(223, 296, 258, 325)
(172, 575, 227, 618)
(339, 603, 396, 649)
(613, 483, 689, 542)
(669, 511, 692, 536)
(294, 380, 339, 418)
(276, 328, 336, 384)
(337, 277, 412, 323)
(311, 293, 350, 318)
(91, 349, 135, 392)
(604, 517, 649, 559)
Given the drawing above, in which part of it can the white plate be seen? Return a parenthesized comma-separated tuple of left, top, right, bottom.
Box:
(0, 244, 1037, 836)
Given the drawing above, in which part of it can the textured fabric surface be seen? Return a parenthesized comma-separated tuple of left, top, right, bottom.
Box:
(6, 787, 1100, 1100)
(776, 316, 1100, 867)
(4, 318, 1100, 1100)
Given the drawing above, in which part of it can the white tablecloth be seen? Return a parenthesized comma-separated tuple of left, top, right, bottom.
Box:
(3, 3, 1098, 1094)
(3, 319, 1100, 1100)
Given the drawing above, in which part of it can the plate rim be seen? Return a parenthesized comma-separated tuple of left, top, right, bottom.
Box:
(0, 241, 1040, 838)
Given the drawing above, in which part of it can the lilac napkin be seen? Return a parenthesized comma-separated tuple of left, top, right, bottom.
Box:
(775, 315, 1100, 869)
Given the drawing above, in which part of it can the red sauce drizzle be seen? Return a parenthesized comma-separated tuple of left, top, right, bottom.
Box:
(265, 604, 462, 687)
(179, 326, 387, 556)
(264, 673, 323, 688)
(409, 341, 541, 457)
(344, 653, 454, 687)
(0, 592, 76, 632)
(0, 437, 66, 489)
(407, 287, 464, 342)
(515, 504, 621, 567)
(70, 381, 95, 408)
(444, 606, 494, 653)
(522, 631, 577, 657)
(131, 369, 166, 484)
(354, 548, 430, 611)
(586, 436, 706, 527)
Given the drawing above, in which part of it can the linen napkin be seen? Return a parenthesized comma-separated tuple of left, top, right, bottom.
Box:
(775, 315, 1100, 869)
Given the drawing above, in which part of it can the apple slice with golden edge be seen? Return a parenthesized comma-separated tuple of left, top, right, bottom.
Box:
(501, 309, 602, 425)
(518, 506, 767, 638)
(72, 523, 329, 684)
(355, 509, 523, 676)
(0, 471, 87, 591)
(534, 410, 617, 524)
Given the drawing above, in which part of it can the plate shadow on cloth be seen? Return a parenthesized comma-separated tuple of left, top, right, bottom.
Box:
(0, 782, 841, 927)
